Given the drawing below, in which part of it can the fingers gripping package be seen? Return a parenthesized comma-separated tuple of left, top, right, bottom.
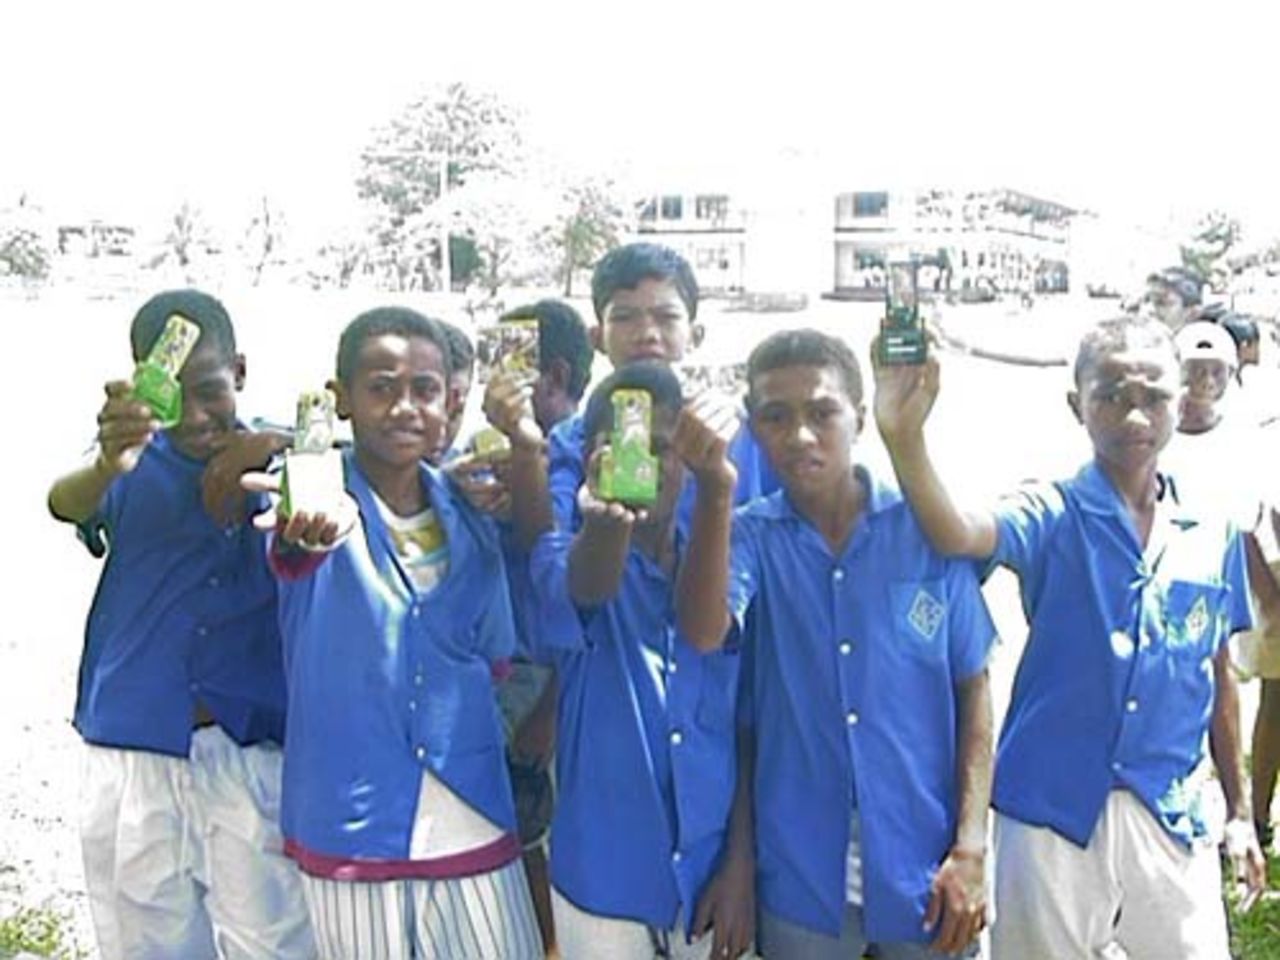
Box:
(598, 388, 658, 507)
(878, 259, 928, 366)
(473, 319, 541, 462)
(280, 390, 344, 518)
(132, 314, 201, 427)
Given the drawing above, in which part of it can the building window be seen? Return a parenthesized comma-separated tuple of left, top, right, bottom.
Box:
(853, 192, 889, 218)
(695, 195, 729, 220)
(660, 196, 683, 220)
(639, 198, 657, 222)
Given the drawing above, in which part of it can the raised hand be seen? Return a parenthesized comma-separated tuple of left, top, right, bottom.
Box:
(672, 392, 739, 497)
(446, 453, 513, 521)
(95, 379, 159, 475)
(871, 337, 940, 446)
(201, 429, 287, 527)
(241, 471, 357, 550)
(482, 370, 543, 452)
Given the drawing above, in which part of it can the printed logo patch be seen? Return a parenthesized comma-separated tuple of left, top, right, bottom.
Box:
(907, 589, 945, 641)
(1184, 595, 1210, 644)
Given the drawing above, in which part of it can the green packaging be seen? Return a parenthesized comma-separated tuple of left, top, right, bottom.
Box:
(598, 388, 658, 507)
(878, 260, 928, 366)
(132, 314, 201, 426)
(280, 389, 344, 518)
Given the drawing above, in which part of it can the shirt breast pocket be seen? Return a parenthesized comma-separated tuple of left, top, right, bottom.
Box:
(889, 579, 950, 663)
(1162, 579, 1228, 661)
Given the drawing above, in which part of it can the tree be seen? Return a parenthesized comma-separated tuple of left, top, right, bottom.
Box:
(357, 83, 523, 291)
(0, 194, 52, 281)
(542, 178, 628, 296)
(1180, 210, 1241, 291)
(148, 201, 216, 282)
(242, 196, 286, 286)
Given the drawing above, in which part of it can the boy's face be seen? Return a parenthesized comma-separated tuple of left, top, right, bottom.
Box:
(1145, 282, 1193, 331)
(749, 364, 863, 500)
(440, 368, 473, 459)
(168, 343, 244, 461)
(596, 278, 698, 368)
(1181, 357, 1230, 405)
(1069, 346, 1177, 473)
(336, 334, 449, 474)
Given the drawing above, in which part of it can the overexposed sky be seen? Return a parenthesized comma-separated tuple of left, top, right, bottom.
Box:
(3, 0, 1278, 238)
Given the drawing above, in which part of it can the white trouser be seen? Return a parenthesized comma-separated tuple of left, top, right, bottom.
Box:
(80, 727, 315, 960)
(992, 790, 1230, 959)
(301, 858, 542, 960)
(552, 885, 713, 960)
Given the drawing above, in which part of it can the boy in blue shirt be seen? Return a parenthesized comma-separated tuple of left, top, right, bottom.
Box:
(547, 242, 776, 532)
(677, 329, 995, 960)
(530, 361, 751, 960)
(47, 289, 313, 960)
(254, 307, 542, 960)
(875, 314, 1266, 957)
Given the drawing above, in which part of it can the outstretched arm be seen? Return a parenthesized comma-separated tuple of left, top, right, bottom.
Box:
(483, 371, 553, 551)
(873, 350, 997, 559)
(49, 380, 157, 524)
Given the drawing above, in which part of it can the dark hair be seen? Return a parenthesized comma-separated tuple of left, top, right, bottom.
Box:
(336, 307, 452, 385)
(1147, 267, 1204, 308)
(438, 320, 475, 379)
(130, 288, 236, 362)
(502, 299, 593, 400)
(1073, 316, 1176, 386)
(581, 361, 684, 447)
(590, 242, 698, 323)
(745, 329, 863, 408)
(1218, 312, 1260, 348)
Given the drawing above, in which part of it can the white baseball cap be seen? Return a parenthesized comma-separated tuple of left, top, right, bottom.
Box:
(1174, 321, 1237, 369)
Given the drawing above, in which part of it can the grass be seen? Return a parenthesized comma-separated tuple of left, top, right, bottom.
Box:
(1230, 855, 1280, 959)
(0, 906, 84, 960)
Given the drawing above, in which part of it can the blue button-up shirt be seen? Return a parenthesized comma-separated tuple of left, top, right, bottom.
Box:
(74, 432, 287, 756)
(530, 529, 740, 933)
(991, 461, 1252, 848)
(728, 470, 996, 942)
(548, 410, 778, 532)
(276, 454, 519, 860)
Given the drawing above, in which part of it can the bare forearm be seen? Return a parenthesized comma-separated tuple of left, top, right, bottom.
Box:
(1244, 532, 1280, 626)
(676, 486, 734, 651)
(885, 432, 996, 559)
(48, 458, 118, 525)
(953, 670, 994, 853)
(725, 725, 756, 866)
(1211, 646, 1252, 822)
(566, 523, 630, 605)
(507, 443, 553, 552)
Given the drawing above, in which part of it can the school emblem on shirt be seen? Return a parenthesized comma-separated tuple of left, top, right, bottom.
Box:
(1184, 595, 1210, 644)
(907, 589, 945, 641)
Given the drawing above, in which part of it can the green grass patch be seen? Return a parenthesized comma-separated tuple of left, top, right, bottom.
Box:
(1229, 856, 1280, 959)
(0, 906, 84, 960)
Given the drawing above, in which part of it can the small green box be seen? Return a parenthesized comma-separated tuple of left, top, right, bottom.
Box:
(281, 390, 344, 518)
(598, 388, 658, 507)
(132, 314, 200, 426)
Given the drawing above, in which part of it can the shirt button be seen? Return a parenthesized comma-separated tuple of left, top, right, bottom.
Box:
(668, 661, 678, 674)
(415, 745, 427, 761)
(1112, 760, 1123, 772)
(411, 605, 421, 619)
(846, 711, 859, 726)
(672, 850, 683, 863)
(832, 569, 846, 583)
(1125, 699, 1139, 713)
(670, 730, 684, 746)
(839, 641, 853, 655)
(208, 576, 220, 588)
(195, 626, 208, 638)
(414, 674, 425, 687)
(408, 700, 417, 712)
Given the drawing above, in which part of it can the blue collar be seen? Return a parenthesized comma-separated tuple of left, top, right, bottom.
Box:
(752, 464, 902, 522)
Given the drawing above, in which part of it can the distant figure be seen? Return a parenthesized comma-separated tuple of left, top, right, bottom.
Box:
(1144, 266, 1204, 332)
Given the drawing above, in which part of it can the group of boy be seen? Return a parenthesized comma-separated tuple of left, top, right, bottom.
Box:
(49, 241, 1270, 960)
